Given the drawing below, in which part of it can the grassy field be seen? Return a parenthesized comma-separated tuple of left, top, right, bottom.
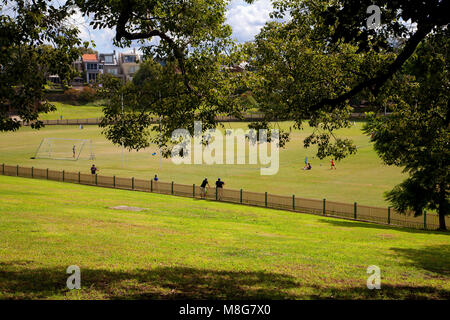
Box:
(0, 121, 406, 207)
(0, 175, 448, 299)
(39, 102, 104, 120)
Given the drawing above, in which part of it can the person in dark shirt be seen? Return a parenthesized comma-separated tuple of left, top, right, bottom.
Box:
(90, 164, 98, 175)
(154, 174, 159, 182)
(307, 163, 312, 170)
(215, 178, 225, 200)
(200, 178, 210, 199)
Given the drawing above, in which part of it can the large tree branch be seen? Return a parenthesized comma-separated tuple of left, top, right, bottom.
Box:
(115, 0, 197, 95)
(307, 22, 435, 113)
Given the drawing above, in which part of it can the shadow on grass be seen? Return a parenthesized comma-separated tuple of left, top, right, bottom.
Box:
(0, 264, 299, 299)
(1, 262, 449, 299)
(390, 245, 450, 276)
(318, 218, 449, 235)
(309, 285, 450, 300)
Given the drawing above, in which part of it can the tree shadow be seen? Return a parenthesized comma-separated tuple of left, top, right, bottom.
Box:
(390, 245, 450, 276)
(0, 263, 300, 300)
(318, 218, 449, 235)
(1, 261, 449, 299)
(308, 284, 450, 300)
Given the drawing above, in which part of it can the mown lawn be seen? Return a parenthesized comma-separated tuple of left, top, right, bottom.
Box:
(0, 175, 448, 300)
(0, 121, 406, 207)
(38, 102, 104, 120)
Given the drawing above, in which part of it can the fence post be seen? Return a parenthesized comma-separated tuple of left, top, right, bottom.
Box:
(424, 211, 427, 230)
(46, 168, 49, 180)
(388, 207, 391, 225)
(292, 195, 295, 211)
(62, 170, 65, 182)
(354, 202, 357, 220)
(265, 192, 268, 207)
(171, 181, 174, 195)
(2, 163, 4, 175)
(132, 177, 134, 190)
(113, 176, 116, 188)
(323, 199, 326, 215)
(31, 167, 34, 178)
(193, 184, 195, 197)
(16, 165, 19, 176)
(78, 172, 80, 183)
(151, 179, 153, 192)
(240, 189, 243, 203)
(95, 174, 98, 185)
(216, 187, 218, 201)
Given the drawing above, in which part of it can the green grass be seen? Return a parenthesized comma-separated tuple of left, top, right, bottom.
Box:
(0, 175, 448, 299)
(0, 121, 405, 207)
(39, 102, 104, 120)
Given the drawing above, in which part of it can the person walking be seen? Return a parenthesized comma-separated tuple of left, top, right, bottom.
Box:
(153, 174, 159, 192)
(200, 178, 210, 199)
(215, 178, 225, 200)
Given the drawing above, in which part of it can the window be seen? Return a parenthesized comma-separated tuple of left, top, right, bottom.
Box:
(105, 55, 113, 63)
(124, 55, 136, 63)
(108, 68, 117, 75)
(87, 63, 97, 70)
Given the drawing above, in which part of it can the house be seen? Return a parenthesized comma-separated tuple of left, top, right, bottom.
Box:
(99, 51, 124, 81)
(118, 49, 142, 82)
(46, 50, 143, 86)
(71, 57, 84, 86)
(82, 53, 101, 83)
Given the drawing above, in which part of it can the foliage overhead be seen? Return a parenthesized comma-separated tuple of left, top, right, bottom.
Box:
(363, 29, 449, 229)
(0, 0, 83, 131)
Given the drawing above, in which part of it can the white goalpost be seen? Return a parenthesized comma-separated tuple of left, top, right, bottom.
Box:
(33, 138, 95, 161)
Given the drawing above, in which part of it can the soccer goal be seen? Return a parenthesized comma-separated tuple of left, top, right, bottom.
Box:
(33, 138, 95, 161)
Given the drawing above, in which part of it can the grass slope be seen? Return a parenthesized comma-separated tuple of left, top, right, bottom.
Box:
(0, 122, 405, 207)
(0, 175, 448, 299)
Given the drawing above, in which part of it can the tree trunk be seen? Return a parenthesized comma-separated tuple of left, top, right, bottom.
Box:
(438, 212, 446, 231)
(438, 183, 447, 231)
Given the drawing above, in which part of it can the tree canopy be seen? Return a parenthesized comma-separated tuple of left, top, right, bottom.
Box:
(0, 0, 83, 131)
(363, 29, 449, 229)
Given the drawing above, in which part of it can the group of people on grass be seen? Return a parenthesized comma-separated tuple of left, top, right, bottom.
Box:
(200, 178, 224, 199)
(303, 157, 336, 170)
(87, 156, 336, 201)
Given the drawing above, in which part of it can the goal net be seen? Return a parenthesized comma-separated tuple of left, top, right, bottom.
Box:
(34, 138, 95, 160)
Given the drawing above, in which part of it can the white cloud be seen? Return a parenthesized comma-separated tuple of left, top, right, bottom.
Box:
(226, 0, 274, 42)
(68, 1, 276, 53)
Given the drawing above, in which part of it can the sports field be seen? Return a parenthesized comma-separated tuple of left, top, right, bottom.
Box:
(0, 175, 448, 299)
(38, 102, 105, 120)
(0, 121, 405, 207)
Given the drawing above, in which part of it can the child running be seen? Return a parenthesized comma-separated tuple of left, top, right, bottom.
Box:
(330, 159, 336, 170)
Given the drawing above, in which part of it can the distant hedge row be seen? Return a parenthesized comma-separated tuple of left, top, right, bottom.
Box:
(45, 87, 97, 105)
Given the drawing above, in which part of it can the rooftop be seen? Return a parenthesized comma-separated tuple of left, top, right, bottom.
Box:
(82, 54, 98, 62)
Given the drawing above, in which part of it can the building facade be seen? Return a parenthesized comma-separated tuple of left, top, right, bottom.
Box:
(47, 50, 143, 86)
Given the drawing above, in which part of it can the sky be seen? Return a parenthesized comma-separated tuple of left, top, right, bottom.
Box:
(68, 0, 275, 54)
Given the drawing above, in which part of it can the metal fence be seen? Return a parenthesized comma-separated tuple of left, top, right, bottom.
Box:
(23, 113, 268, 126)
(1, 163, 447, 231)
(23, 113, 371, 126)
